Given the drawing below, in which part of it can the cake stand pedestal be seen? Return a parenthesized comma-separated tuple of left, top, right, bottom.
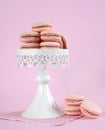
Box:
(17, 49, 69, 119)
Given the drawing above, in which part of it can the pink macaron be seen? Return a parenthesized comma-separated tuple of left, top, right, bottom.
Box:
(65, 94, 84, 106)
(32, 23, 53, 32)
(20, 32, 40, 43)
(61, 35, 68, 49)
(64, 111, 82, 116)
(80, 100, 102, 119)
(40, 42, 60, 48)
(64, 105, 80, 112)
(20, 43, 40, 49)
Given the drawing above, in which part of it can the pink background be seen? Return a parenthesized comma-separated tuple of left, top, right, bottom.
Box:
(0, 0, 105, 129)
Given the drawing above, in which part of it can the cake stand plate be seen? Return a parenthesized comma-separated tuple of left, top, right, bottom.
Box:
(17, 49, 69, 119)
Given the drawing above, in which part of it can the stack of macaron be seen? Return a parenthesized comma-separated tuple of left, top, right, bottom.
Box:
(40, 30, 67, 49)
(20, 22, 67, 49)
(64, 94, 102, 119)
(64, 94, 84, 116)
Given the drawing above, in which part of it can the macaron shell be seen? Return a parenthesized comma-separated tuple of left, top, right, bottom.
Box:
(66, 101, 82, 106)
(64, 105, 80, 112)
(40, 47, 60, 49)
(81, 101, 102, 115)
(32, 27, 52, 32)
(64, 111, 82, 116)
(40, 42, 60, 48)
(41, 35, 62, 43)
(80, 107, 100, 119)
(20, 43, 40, 48)
(40, 30, 62, 37)
(65, 94, 84, 101)
(20, 32, 40, 37)
(20, 37, 40, 43)
(32, 23, 52, 28)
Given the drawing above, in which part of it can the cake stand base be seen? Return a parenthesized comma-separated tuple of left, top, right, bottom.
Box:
(22, 64, 64, 119)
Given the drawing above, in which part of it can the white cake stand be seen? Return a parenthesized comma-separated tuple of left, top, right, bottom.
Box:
(17, 49, 69, 119)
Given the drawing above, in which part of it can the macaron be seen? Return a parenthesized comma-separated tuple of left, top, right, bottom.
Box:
(65, 94, 84, 106)
(40, 30, 62, 37)
(40, 42, 60, 48)
(20, 32, 40, 43)
(32, 23, 53, 32)
(80, 100, 102, 119)
(64, 105, 80, 112)
(61, 35, 68, 49)
(65, 111, 82, 116)
(20, 43, 40, 49)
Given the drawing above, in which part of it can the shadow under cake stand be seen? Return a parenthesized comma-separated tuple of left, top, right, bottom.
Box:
(17, 49, 69, 119)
